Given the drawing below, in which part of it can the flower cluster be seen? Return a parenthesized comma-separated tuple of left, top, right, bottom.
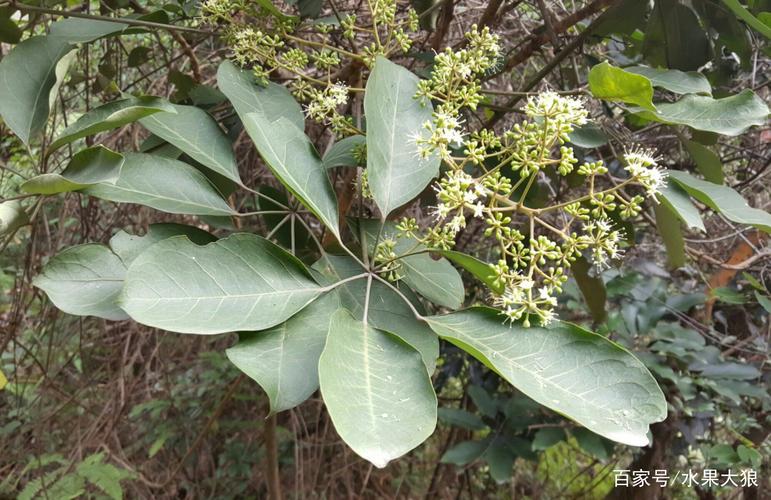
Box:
(403, 48, 668, 326)
(203, 0, 419, 136)
(623, 147, 667, 197)
(415, 25, 501, 160)
(304, 83, 353, 134)
(373, 238, 403, 282)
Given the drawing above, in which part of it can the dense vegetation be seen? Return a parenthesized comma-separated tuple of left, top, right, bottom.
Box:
(0, 0, 769, 498)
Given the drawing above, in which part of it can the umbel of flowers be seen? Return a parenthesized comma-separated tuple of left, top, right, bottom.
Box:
(199, 2, 667, 328)
(390, 83, 666, 326)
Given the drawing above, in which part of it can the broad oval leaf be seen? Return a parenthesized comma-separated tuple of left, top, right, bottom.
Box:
(22, 146, 124, 195)
(322, 135, 366, 169)
(668, 170, 771, 233)
(0, 200, 29, 236)
(642, 0, 710, 72)
(441, 439, 490, 466)
(48, 18, 128, 44)
(120, 233, 323, 334)
(653, 202, 686, 269)
(436, 250, 503, 294)
(49, 96, 176, 152)
(216, 60, 304, 129)
(226, 292, 340, 413)
(313, 255, 439, 372)
(0, 36, 73, 144)
(425, 307, 667, 446)
(588, 61, 656, 112)
(318, 309, 437, 468)
(365, 56, 440, 217)
(83, 152, 235, 216)
(625, 66, 711, 95)
(656, 182, 705, 232)
(243, 113, 340, 238)
(571, 255, 607, 322)
(139, 103, 242, 184)
(0, 7, 22, 44)
(568, 123, 608, 149)
(684, 139, 723, 184)
(631, 90, 769, 136)
(109, 223, 216, 266)
(33, 244, 128, 321)
(437, 408, 486, 431)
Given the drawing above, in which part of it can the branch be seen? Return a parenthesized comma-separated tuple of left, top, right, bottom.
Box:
(498, 0, 616, 73)
(12, 1, 215, 35)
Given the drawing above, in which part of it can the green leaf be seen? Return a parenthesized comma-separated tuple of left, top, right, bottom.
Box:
(226, 292, 340, 413)
(425, 307, 667, 446)
(755, 291, 771, 314)
(22, 146, 124, 194)
(356, 219, 464, 309)
(654, 202, 686, 269)
(243, 113, 340, 238)
(48, 18, 128, 44)
(484, 438, 516, 483)
(571, 255, 607, 322)
(127, 47, 152, 67)
(572, 428, 613, 461)
(139, 103, 242, 184)
(322, 135, 366, 169)
(0, 7, 22, 44)
(254, 0, 298, 21)
(468, 385, 498, 417)
(83, 153, 234, 216)
(588, 61, 656, 112)
(643, 0, 710, 71)
(568, 123, 608, 148)
(0, 200, 29, 236)
(437, 408, 486, 430)
(630, 90, 769, 136)
(436, 250, 503, 294)
(737, 444, 762, 467)
(625, 66, 712, 95)
(441, 438, 490, 465)
(710, 286, 745, 304)
(720, 0, 771, 39)
(216, 60, 304, 130)
(684, 139, 723, 184)
(49, 96, 175, 152)
(313, 255, 438, 372)
(318, 309, 437, 468)
(531, 428, 565, 451)
(0, 36, 74, 144)
(656, 182, 705, 231)
(33, 244, 129, 321)
(109, 223, 216, 266)
(365, 57, 440, 217)
(120, 233, 323, 334)
(668, 170, 771, 232)
(76, 453, 133, 500)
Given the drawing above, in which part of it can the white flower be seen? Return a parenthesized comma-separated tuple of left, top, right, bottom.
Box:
(328, 82, 350, 105)
(623, 146, 657, 167)
(431, 203, 451, 220)
(473, 202, 485, 218)
(623, 146, 667, 197)
(525, 91, 588, 126)
(539, 308, 556, 326)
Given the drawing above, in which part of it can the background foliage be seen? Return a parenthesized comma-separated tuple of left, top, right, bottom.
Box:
(0, 0, 769, 498)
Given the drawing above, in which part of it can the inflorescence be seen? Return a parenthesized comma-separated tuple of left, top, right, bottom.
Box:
(201, 5, 667, 327)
